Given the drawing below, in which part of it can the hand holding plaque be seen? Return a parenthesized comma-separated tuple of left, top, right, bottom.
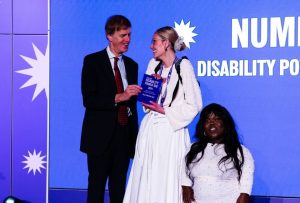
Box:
(137, 74, 163, 104)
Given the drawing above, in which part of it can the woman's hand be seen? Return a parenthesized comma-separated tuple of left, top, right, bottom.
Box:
(151, 73, 162, 80)
(236, 193, 250, 203)
(142, 101, 165, 114)
(182, 186, 195, 203)
(152, 74, 166, 83)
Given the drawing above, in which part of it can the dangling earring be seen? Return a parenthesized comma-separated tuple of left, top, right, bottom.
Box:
(203, 132, 207, 136)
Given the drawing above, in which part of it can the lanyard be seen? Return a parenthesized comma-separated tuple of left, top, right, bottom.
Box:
(158, 57, 178, 106)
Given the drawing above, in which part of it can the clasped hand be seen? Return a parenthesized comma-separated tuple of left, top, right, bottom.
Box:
(142, 101, 165, 114)
(152, 73, 166, 83)
(182, 186, 195, 203)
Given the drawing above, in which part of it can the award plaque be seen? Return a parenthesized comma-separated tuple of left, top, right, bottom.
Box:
(138, 74, 163, 104)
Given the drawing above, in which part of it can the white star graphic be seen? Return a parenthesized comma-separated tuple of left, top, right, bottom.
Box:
(22, 149, 47, 175)
(16, 43, 49, 101)
(174, 20, 198, 49)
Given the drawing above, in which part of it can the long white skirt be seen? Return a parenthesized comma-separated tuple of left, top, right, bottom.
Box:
(123, 112, 191, 203)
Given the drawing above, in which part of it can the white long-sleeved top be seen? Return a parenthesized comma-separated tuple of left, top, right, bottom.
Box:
(145, 58, 203, 131)
(182, 144, 254, 203)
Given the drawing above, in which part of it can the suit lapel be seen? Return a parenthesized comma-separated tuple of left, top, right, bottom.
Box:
(99, 49, 117, 91)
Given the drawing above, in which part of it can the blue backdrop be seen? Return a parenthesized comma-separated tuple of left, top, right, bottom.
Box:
(50, 0, 300, 197)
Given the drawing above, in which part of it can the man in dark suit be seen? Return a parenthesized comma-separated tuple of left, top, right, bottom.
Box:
(80, 15, 142, 203)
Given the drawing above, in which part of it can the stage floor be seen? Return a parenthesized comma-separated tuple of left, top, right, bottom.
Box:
(49, 189, 300, 203)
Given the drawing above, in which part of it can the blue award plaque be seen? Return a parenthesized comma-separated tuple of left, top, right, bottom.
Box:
(138, 74, 163, 104)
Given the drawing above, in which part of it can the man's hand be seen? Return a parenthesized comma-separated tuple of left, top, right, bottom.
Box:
(115, 85, 142, 103)
(182, 186, 195, 203)
(236, 193, 250, 203)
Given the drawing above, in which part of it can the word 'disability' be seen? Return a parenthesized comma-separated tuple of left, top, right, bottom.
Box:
(197, 59, 300, 77)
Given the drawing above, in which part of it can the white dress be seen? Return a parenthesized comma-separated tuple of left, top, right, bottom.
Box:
(123, 58, 202, 203)
(181, 144, 255, 203)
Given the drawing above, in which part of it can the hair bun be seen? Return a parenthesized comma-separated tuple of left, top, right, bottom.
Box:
(174, 36, 185, 51)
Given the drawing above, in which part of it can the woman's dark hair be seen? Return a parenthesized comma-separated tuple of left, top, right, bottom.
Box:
(185, 103, 245, 181)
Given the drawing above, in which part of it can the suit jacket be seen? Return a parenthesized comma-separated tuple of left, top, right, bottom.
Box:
(80, 49, 138, 157)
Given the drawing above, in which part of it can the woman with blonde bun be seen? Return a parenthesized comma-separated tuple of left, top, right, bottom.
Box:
(123, 26, 202, 203)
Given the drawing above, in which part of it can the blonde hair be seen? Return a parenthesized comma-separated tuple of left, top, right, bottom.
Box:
(155, 26, 186, 51)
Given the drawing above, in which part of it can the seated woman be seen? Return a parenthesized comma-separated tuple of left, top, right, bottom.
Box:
(182, 103, 254, 203)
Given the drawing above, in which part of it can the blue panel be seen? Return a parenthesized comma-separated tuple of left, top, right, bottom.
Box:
(12, 35, 48, 203)
(0, 0, 12, 33)
(0, 35, 12, 201)
(13, 0, 48, 34)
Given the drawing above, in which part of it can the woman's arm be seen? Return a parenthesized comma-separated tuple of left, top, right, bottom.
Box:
(238, 146, 255, 202)
(164, 59, 203, 130)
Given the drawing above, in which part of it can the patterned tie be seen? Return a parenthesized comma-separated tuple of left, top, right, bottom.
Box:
(114, 57, 128, 125)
